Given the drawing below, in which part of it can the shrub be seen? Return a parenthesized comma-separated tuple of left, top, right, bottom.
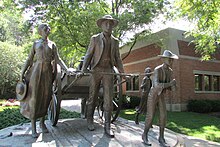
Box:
(0, 106, 80, 130)
(121, 95, 140, 109)
(210, 100, 220, 112)
(121, 95, 130, 109)
(187, 100, 220, 113)
(129, 96, 141, 109)
(0, 41, 26, 99)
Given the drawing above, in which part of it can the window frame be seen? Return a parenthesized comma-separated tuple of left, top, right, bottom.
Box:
(194, 70, 220, 93)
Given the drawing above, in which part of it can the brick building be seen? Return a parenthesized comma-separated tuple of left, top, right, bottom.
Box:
(120, 27, 220, 111)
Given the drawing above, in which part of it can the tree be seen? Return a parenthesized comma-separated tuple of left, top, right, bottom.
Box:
(0, 0, 31, 46)
(18, 0, 168, 66)
(0, 0, 30, 98)
(0, 41, 26, 98)
(173, 0, 220, 60)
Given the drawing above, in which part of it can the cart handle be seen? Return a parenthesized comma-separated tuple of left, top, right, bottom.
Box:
(73, 70, 140, 76)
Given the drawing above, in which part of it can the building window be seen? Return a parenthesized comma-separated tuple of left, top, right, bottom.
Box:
(204, 75, 211, 91)
(213, 76, 220, 91)
(133, 76, 139, 91)
(126, 75, 139, 91)
(194, 73, 220, 92)
(195, 74, 202, 91)
(126, 78, 131, 91)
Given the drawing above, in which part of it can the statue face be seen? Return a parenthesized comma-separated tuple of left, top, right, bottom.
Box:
(163, 58, 174, 67)
(40, 24, 51, 37)
(101, 20, 113, 33)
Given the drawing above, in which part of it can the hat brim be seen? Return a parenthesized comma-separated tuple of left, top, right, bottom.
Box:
(97, 18, 118, 28)
(158, 55, 179, 59)
(16, 81, 27, 101)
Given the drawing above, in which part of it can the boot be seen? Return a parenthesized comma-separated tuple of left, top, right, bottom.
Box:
(87, 118, 95, 131)
(104, 112, 114, 138)
(142, 133, 151, 146)
(159, 127, 170, 147)
(158, 137, 169, 147)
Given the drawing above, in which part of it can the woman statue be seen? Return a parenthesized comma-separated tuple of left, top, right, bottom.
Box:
(20, 23, 69, 138)
(135, 67, 152, 124)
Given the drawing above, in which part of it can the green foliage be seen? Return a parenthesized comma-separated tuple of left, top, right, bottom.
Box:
(0, 107, 29, 130)
(120, 109, 220, 143)
(0, 0, 38, 98)
(172, 0, 220, 60)
(0, 41, 26, 98)
(47, 1, 109, 66)
(17, 0, 168, 66)
(121, 95, 141, 109)
(0, 106, 80, 130)
(206, 133, 220, 143)
(128, 95, 140, 109)
(0, 0, 31, 45)
(187, 99, 220, 113)
(59, 108, 81, 119)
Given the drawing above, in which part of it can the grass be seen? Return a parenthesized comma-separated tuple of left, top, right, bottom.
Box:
(120, 109, 220, 143)
(0, 100, 80, 130)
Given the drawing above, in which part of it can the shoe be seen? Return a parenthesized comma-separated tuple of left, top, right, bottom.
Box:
(104, 127, 114, 138)
(87, 118, 95, 131)
(104, 112, 114, 138)
(159, 137, 170, 147)
(142, 134, 151, 146)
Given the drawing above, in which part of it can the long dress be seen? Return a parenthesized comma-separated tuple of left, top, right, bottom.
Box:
(20, 39, 56, 120)
(136, 76, 152, 114)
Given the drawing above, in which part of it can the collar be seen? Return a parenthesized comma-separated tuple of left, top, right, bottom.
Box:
(101, 32, 112, 40)
(162, 63, 169, 70)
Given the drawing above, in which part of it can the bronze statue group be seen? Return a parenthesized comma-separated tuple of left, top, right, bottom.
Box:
(16, 15, 178, 146)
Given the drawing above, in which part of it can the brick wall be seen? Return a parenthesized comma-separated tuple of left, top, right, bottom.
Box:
(178, 40, 220, 104)
(122, 43, 161, 97)
(121, 33, 220, 111)
(122, 44, 161, 64)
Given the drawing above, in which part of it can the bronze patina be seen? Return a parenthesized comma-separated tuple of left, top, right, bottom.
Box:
(142, 50, 178, 146)
(81, 15, 124, 138)
(19, 23, 69, 138)
(135, 67, 152, 125)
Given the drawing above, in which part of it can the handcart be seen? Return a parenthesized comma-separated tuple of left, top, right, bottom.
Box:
(48, 65, 126, 126)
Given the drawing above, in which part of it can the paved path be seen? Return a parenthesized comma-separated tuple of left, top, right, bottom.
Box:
(0, 100, 219, 147)
(0, 118, 178, 147)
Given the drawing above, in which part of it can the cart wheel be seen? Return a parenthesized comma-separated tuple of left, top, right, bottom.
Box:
(111, 67, 123, 123)
(48, 65, 62, 126)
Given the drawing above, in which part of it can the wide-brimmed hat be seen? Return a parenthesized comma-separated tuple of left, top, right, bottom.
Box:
(144, 67, 152, 75)
(158, 50, 178, 59)
(16, 80, 27, 101)
(96, 15, 119, 28)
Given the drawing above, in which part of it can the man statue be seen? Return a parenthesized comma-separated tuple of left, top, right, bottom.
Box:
(135, 67, 152, 125)
(142, 50, 178, 146)
(81, 15, 124, 138)
(19, 23, 70, 138)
